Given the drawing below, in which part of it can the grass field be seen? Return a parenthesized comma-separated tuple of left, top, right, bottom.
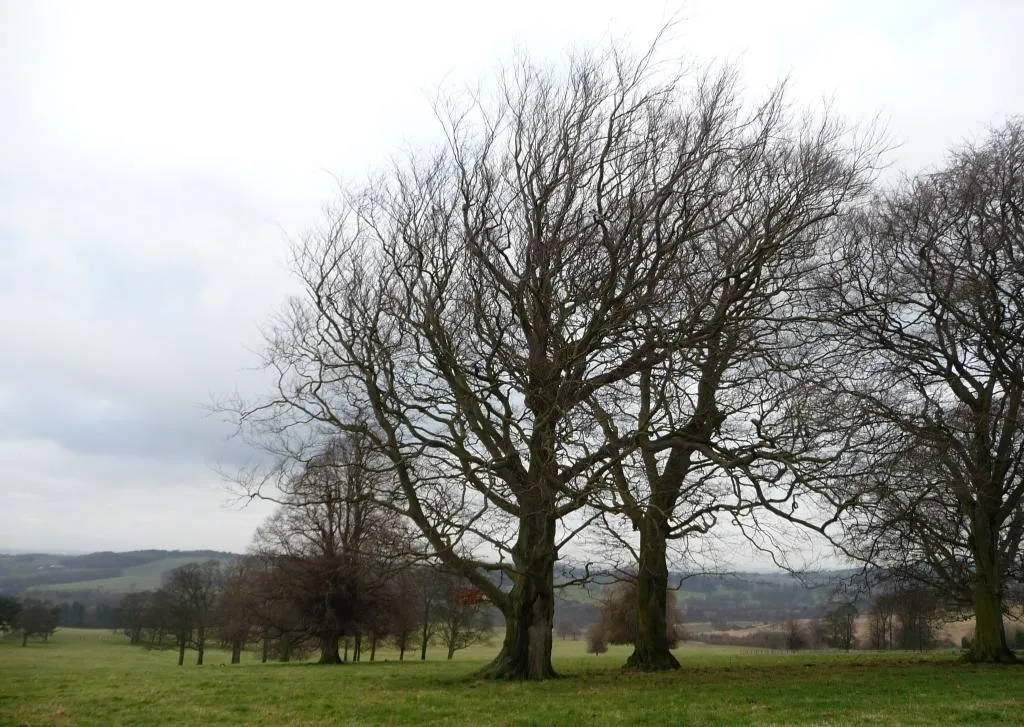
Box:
(1, 629, 1022, 725)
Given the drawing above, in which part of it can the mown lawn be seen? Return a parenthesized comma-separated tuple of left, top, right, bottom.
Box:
(1, 629, 1022, 725)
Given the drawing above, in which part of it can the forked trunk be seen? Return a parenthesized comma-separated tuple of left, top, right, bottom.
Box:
(319, 632, 343, 664)
(477, 512, 557, 680)
(626, 517, 679, 671)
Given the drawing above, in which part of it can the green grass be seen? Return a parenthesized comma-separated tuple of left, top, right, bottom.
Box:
(29, 556, 234, 593)
(1, 630, 1022, 725)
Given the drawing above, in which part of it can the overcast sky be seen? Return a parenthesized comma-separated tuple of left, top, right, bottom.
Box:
(1, 0, 1022, 555)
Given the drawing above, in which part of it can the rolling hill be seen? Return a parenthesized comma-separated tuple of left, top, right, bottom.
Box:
(0, 550, 236, 594)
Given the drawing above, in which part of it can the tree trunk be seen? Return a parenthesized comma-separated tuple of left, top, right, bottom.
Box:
(319, 631, 343, 664)
(420, 606, 429, 660)
(261, 636, 269, 663)
(196, 626, 205, 666)
(370, 633, 377, 662)
(626, 516, 680, 671)
(177, 642, 186, 667)
(399, 642, 406, 661)
(231, 640, 242, 664)
(477, 512, 557, 680)
(344, 639, 349, 662)
(967, 516, 1016, 663)
(21, 632, 27, 647)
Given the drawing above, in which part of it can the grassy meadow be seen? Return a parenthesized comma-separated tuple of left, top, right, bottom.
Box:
(2, 629, 1023, 726)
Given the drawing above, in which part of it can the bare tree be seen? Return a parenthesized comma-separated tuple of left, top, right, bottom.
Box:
(828, 120, 1024, 662)
(226, 35, 775, 679)
(166, 561, 221, 666)
(213, 558, 262, 664)
(116, 591, 151, 646)
(868, 591, 898, 650)
(587, 92, 881, 670)
(594, 578, 682, 651)
(822, 601, 858, 650)
(387, 568, 424, 661)
(252, 432, 414, 664)
(433, 574, 493, 659)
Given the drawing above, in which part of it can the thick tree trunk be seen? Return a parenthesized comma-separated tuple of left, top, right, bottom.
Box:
(319, 632, 343, 664)
(177, 642, 186, 667)
(626, 517, 680, 671)
(370, 633, 377, 662)
(261, 637, 269, 663)
(966, 517, 1016, 663)
(21, 632, 27, 647)
(477, 512, 557, 680)
(231, 640, 242, 664)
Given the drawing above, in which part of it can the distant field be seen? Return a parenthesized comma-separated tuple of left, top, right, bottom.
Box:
(1, 629, 1022, 725)
(28, 556, 234, 593)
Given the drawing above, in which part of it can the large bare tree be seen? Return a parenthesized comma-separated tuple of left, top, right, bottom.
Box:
(828, 120, 1024, 662)
(588, 97, 881, 670)
(229, 38, 766, 678)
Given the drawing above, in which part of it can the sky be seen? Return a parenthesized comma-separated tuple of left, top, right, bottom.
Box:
(1, 0, 1022, 556)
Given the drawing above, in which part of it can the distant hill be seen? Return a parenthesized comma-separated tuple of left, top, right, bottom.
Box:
(0, 550, 236, 594)
(553, 567, 845, 628)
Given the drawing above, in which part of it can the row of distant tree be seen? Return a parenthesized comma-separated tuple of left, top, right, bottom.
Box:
(113, 558, 494, 666)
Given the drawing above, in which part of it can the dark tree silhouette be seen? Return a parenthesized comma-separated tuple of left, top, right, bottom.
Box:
(829, 120, 1024, 663)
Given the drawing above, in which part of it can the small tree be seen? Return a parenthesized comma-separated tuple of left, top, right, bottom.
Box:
(388, 570, 422, 661)
(868, 592, 898, 650)
(894, 588, 943, 651)
(784, 619, 807, 651)
(586, 622, 608, 655)
(597, 580, 682, 652)
(434, 577, 493, 660)
(117, 591, 152, 646)
(166, 561, 221, 665)
(823, 602, 858, 651)
(15, 599, 61, 646)
(214, 559, 260, 664)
